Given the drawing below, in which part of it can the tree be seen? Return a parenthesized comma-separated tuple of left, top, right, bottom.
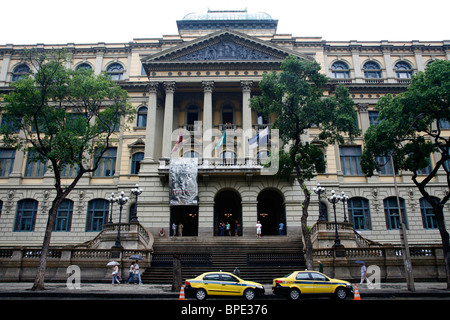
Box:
(0, 50, 134, 290)
(360, 59, 450, 289)
(250, 55, 360, 269)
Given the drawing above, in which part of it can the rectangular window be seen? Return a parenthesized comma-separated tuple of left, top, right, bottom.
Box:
(0, 148, 15, 177)
(340, 146, 362, 175)
(93, 147, 117, 177)
(24, 151, 47, 177)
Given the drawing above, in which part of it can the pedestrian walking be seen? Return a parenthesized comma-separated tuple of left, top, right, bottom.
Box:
(126, 262, 135, 284)
(359, 262, 371, 284)
(256, 221, 262, 238)
(112, 265, 120, 285)
(134, 261, 142, 285)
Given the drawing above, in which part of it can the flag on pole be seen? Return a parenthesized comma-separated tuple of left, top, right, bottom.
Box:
(248, 127, 269, 149)
(171, 128, 183, 153)
(215, 131, 226, 149)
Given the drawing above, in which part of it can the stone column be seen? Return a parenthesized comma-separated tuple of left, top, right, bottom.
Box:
(144, 82, 159, 161)
(162, 82, 176, 158)
(202, 81, 214, 160)
(241, 81, 253, 158)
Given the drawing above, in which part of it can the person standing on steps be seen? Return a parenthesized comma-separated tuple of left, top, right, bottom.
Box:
(256, 221, 262, 238)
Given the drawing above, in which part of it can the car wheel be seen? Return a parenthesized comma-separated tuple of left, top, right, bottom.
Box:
(243, 288, 256, 301)
(335, 287, 347, 300)
(288, 288, 301, 301)
(195, 288, 207, 301)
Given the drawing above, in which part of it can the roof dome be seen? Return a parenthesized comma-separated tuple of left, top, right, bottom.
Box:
(182, 10, 273, 21)
(177, 9, 278, 34)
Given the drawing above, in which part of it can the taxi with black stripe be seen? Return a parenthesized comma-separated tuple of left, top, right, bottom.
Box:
(272, 270, 353, 300)
(185, 271, 265, 300)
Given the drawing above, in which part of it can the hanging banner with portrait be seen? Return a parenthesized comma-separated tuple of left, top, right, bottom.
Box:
(169, 158, 198, 206)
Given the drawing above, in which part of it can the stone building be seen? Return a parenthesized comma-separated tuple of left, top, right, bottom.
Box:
(0, 9, 449, 248)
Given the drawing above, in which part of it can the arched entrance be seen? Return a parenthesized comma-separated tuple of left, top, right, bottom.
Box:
(257, 189, 286, 236)
(170, 206, 198, 236)
(214, 190, 242, 236)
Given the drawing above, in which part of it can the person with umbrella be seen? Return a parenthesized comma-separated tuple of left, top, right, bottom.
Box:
(108, 261, 120, 285)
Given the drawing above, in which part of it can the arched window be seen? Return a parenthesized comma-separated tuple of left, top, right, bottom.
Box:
(348, 197, 371, 230)
(136, 106, 148, 127)
(383, 197, 407, 230)
(394, 61, 413, 79)
(131, 152, 144, 174)
(11, 64, 30, 81)
(331, 61, 350, 79)
(86, 199, 109, 232)
(76, 63, 92, 71)
(106, 63, 124, 80)
(363, 61, 382, 78)
(54, 199, 73, 232)
(420, 197, 439, 229)
(14, 199, 38, 231)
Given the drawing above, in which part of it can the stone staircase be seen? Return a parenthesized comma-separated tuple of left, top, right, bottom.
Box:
(141, 236, 305, 284)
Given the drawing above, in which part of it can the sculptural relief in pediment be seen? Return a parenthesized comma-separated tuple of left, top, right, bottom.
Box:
(178, 40, 278, 61)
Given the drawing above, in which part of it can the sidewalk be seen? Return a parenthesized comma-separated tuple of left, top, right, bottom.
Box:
(0, 282, 449, 299)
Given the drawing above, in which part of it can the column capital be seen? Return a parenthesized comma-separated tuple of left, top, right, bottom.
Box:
(147, 81, 160, 94)
(240, 80, 253, 92)
(163, 81, 176, 93)
(202, 81, 214, 93)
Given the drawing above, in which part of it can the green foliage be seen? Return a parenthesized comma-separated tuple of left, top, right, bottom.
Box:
(0, 49, 134, 180)
(250, 55, 360, 181)
(361, 60, 450, 178)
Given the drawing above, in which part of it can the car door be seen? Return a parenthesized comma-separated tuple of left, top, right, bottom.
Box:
(220, 274, 242, 295)
(294, 271, 315, 294)
(309, 272, 333, 294)
(202, 273, 222, 295)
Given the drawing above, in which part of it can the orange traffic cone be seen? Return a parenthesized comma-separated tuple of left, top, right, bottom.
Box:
(179, 285, 186, 300)
(353, 284, 361, 300)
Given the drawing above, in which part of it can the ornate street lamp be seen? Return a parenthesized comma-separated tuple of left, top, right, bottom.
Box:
(313, 182, 326, 221)
(130, 184, 143, 222)
(327, 190, 344, 248)
(112, 191, 129, 249)
(341, 191, 349, 223)
(107, 192, 115, 224)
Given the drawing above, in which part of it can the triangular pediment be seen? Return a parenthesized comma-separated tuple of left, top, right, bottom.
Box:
(141, 30, 311, 66)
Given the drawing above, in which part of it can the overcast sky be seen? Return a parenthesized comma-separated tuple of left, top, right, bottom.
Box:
(2, 0, 449, 45)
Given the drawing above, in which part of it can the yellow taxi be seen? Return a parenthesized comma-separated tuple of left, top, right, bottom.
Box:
(272, 270, 353, 300)
(185, 271, 265, 300)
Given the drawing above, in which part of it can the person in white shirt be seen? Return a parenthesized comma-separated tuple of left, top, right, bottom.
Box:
(256, 221, 262, 238)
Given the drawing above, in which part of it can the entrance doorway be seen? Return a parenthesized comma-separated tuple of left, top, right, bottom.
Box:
(257, 189, 286, 236)
(170, 206, 198, 236)
(214, 190, 242, 236)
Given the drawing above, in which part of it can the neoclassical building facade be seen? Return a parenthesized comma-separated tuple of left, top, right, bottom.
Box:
(0, 9, 449, 247)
